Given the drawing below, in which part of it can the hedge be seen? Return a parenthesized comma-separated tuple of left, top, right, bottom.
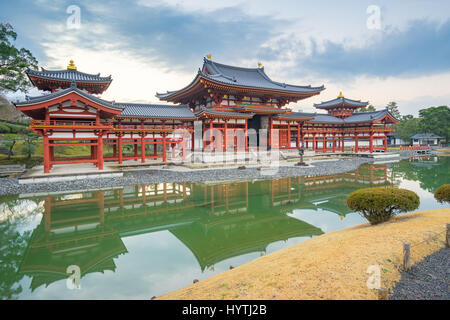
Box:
(434, 184, 450, 204)
(347, 187, 420, 225)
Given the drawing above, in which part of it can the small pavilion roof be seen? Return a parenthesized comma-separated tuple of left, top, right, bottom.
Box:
(410, 133, 442, 139)
(26, 61, 112, 94)
(156, 57, 324, 101)
(26, 67, 112, 83)
(115, 103, 197, 120)
(314, 94, 368, 110)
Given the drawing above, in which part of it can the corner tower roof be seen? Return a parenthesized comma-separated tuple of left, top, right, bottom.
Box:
(26, 60, 112, 94)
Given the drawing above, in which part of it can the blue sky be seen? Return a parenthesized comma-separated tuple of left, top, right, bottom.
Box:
(1, 0, 450, 115)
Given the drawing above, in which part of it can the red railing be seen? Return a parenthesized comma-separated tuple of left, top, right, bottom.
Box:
(399, 146, 430, 151)
(31, 120, 112, 127)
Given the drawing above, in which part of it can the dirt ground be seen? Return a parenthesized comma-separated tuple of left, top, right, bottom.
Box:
(158, 209, 450, 300)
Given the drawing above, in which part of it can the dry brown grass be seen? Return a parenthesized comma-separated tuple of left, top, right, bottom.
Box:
(159, 209, 450, 300)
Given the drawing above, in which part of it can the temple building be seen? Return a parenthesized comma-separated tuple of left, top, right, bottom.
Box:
(15, 61, 196, 173)
(14, 58, 398, 173)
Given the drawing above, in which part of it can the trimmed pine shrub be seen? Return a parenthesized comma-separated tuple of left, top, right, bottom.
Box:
(434, 184, 450, 204)
(347, 187, 420, 225)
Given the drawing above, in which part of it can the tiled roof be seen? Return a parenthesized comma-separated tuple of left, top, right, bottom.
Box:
(343, 109, 393, 123)
(310, 114, 345, 124)
(116, 103, 196, 120)
(273, 112, 316, 121)
(201, 58, 325, 93)
(156, 58, 324, 99)
(14, 83, 121, 110)
(26, 68, 112, 83)
(233, 105, 290, 114)
(309, 109, 394, 124)
(196, 107, 254, 119)
(410, 133, 442, 139)
(314, 96, 368, 109)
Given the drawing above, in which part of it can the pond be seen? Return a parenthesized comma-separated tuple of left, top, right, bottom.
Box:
(0, 156, 448, 299)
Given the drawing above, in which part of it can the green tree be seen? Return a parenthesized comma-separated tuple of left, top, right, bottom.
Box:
(0, 23, 38, 93)
(418, 106, 450, 143)
(401, 114, 414, 121)
(394, 117, 422, 142)
(2, 134, 17, 159)
(356, 105, 376, 113)
(386, 101, 401, 120)
(20, 131, 39, 159)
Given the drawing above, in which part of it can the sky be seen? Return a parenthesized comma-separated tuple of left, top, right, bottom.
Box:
(1, 0, 450, 115)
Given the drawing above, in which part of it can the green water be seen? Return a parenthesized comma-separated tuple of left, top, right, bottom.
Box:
(0, 157, 448, 299)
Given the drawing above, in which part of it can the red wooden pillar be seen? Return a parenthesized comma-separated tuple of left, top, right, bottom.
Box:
(141, 121, 145, 163)
(202, 123, 206, 151)
(312, 134, 316, 151)
(341, 135, 345, 152)
(209, 120, 213, 152)
(244, 119, 248, 151)
(141, 136, 146, 163)
(43, 134, 50, 173)
(98, 133, 104, 170)
(296, 122, 300, 148)
(118, 134, 123, 164)
(322, 134, 326, 153)
(224, 120, 228, 151)
(333, 134, 336, 153)
(369, 133, 374, 153)
(384, 135, 388, 152)
(162, 121, 167, 162)
(287, 121, 291, 149)
(268, 117, 272, 149)
(134, 139, 138, 161)
(191, 128, 195, 152)
(355, 134, 358, 153)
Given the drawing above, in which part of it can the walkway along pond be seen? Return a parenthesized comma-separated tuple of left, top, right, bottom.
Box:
(0, 156, 448, 299)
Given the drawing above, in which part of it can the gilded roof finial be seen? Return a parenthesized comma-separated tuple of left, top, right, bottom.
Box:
(206, 54, 212, 60)
(338, 91, 344, 98)
(257, 62, 262, 68)
(67, 60, 77, 70)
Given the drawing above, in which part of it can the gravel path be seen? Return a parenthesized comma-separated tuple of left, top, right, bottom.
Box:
(390, 247, 450, 300)
(0, 158, 372, 196)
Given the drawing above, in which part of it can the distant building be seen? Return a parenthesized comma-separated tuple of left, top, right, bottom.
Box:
(387, 134, 407, 146)
(410, 133, 442, 146)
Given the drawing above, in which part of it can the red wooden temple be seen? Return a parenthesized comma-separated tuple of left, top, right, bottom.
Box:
(14, 58, 398, 173)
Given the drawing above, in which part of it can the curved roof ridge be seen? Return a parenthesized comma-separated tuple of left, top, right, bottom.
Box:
(204, 57, 261, 73)
(115, 102, 189, 108)
(314, 96, 369, 108)
(26, 68, 112, 81)
(14, 85, 121, 110)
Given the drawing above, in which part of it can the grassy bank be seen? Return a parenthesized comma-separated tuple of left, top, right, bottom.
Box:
(158, 209, 450, 300)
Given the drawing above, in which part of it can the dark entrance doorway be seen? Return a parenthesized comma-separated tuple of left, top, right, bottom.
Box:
(247, 115, 269, 149)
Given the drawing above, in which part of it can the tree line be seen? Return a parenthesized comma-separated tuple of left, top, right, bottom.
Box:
(391, 103, 449, 143)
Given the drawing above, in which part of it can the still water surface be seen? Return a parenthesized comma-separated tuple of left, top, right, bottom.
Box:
(0, 156, 448, 299)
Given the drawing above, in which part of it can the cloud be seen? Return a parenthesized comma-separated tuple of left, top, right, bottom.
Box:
(289, 19, 450, 80)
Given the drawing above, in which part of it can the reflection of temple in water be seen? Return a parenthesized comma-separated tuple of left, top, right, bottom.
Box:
(19, 163, 389, 290)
